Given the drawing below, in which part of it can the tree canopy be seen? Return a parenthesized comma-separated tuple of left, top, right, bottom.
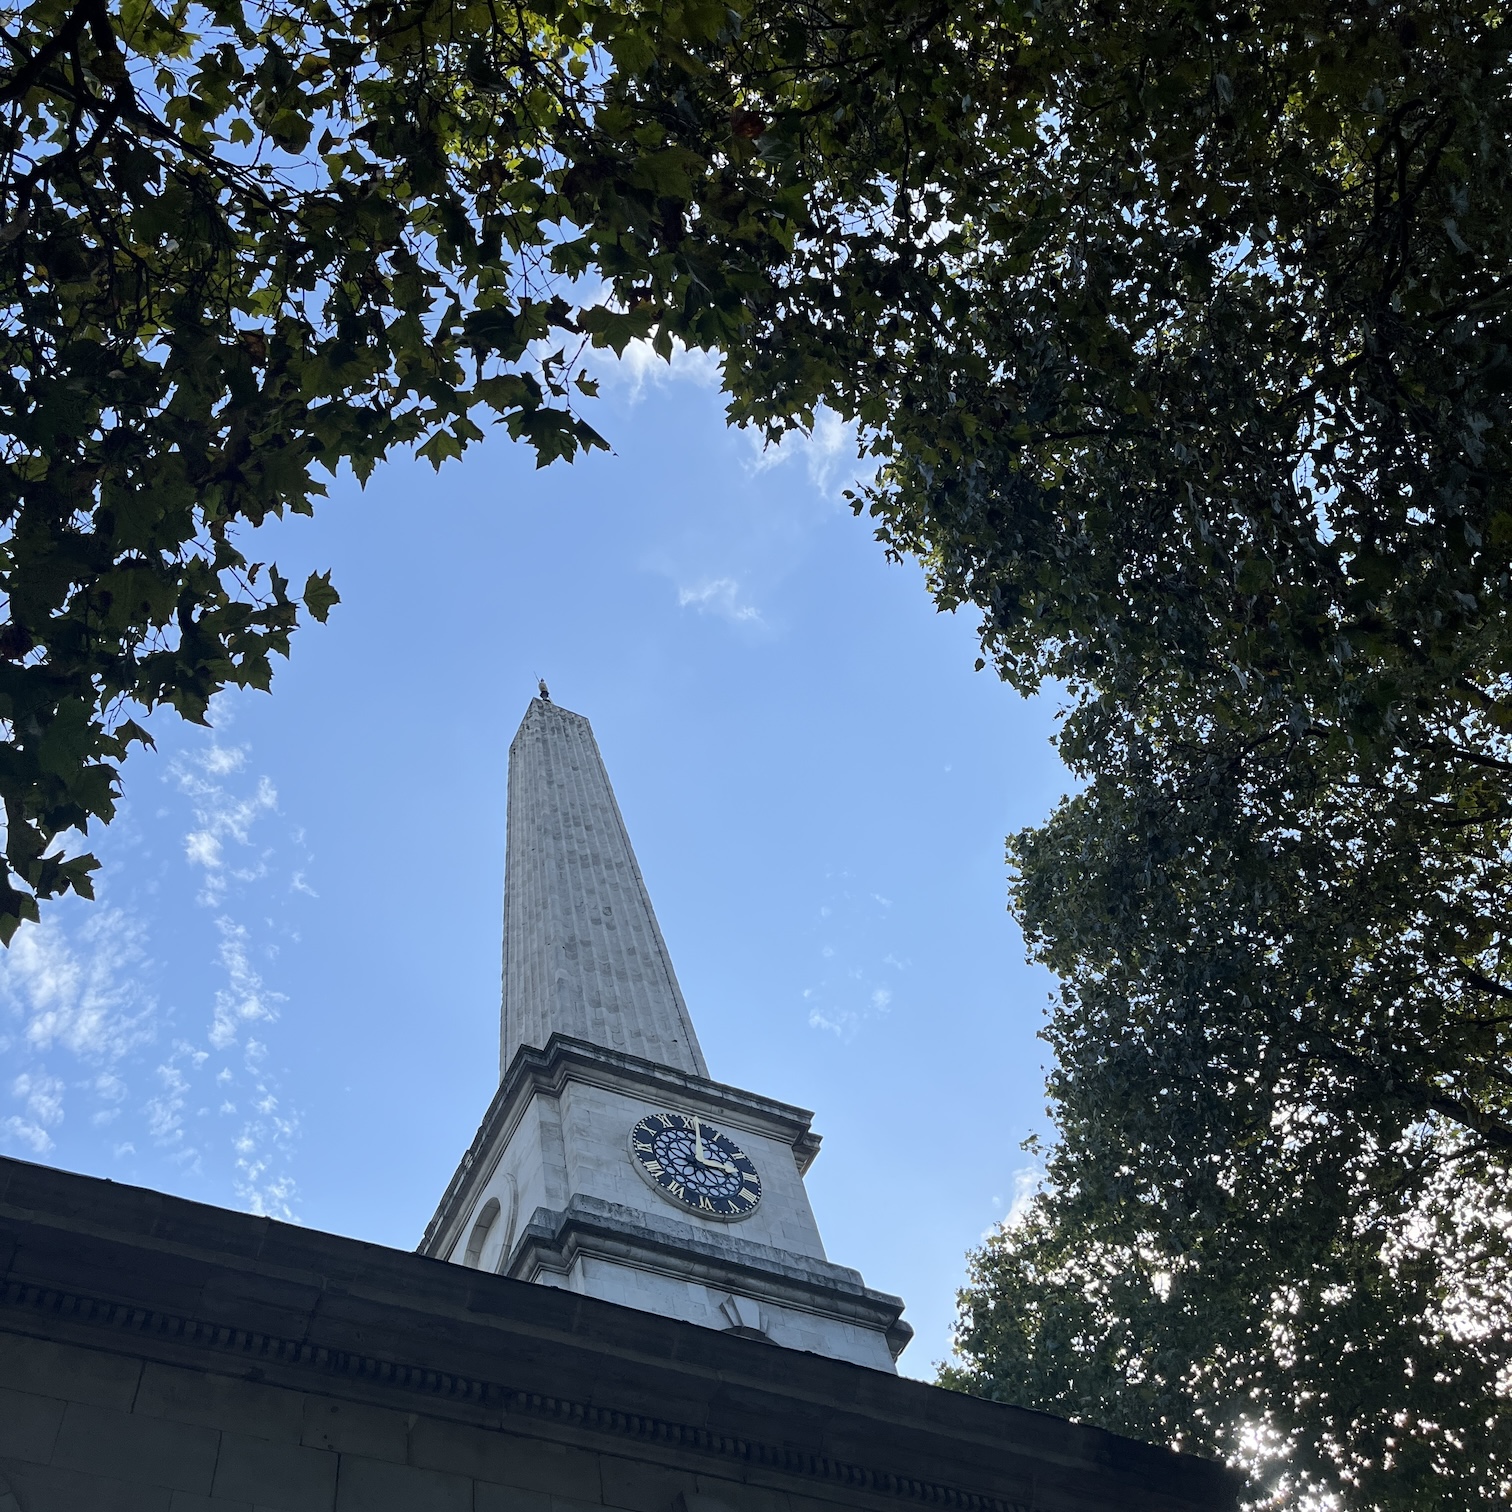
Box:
(833, 1, 1512, 1505)
(8, 0, 1512, 1501)
(0, 0, 985, 937)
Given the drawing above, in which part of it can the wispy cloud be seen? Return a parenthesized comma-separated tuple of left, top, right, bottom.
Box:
(209, 918, 282, 1052)
(232, 1078, 300, 1220)
(746, 407, 863, 496)
(677, 577, 763, 625)
(3, 1070, 64, 1154)
(2, 1115, 53, 1154)
(802, 881, 904, 1042)
(0, 720, 306, 1216)
(2, 907, 155, 1062)
(611, 335, 723, 402)
(173, 743, 278, 903)
(805, 992, 861, 1039)
(0, 907, 157, 1153)
(989, 1166, 1044, 1238)
(12, 1070, 64, 1126)
(145, 1055, 192, 1152)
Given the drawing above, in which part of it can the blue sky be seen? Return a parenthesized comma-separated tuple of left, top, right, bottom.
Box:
(0, 344, 1069, 1377)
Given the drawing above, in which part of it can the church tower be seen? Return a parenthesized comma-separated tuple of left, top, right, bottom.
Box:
(420, 696, 911, 1371)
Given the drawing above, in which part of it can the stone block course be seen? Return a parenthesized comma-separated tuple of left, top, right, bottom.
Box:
(408, 1421, 600, 1502)
(334, 1454, 471, 1512)
(135, 1365, 305, 1445)
(300, 1398, 409, 1464)
(0, 1386, 64, 1463)
(0, 1335, 141, 1410)
(51, 1401, 218, 1494)
(472, 1484, 553, 1512)
(3, 1458, 174, 1512)
(597, 1455, 699, 1512)
(211, 1432, 337, 1512)
(687, 1479, 792, 1512)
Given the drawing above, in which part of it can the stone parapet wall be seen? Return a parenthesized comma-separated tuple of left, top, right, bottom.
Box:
(0, 1329, 808, 1512)
(0, 1154, 1242, 1512)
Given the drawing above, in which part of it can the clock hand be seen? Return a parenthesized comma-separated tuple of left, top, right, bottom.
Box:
(692, 1118, 738, 1175)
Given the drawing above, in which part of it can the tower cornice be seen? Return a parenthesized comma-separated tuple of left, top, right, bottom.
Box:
(420, 1032, 823, 1261)
(506, 1193, 914, 1361)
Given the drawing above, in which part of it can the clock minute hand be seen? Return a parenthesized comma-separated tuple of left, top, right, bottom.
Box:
(692, 1118, 738, 1175)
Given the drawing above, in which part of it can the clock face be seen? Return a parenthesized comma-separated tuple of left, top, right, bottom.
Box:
(628, 1110, 762, 1220)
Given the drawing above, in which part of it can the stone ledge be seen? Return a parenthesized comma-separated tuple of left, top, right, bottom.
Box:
(507, 1196, 911, 1358)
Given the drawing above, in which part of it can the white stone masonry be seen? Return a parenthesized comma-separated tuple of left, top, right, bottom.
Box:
(501, 698, 708, 1079)
(433, 697, 910, 1369)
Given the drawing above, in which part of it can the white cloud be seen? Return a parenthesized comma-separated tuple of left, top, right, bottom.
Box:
(2, 1116, 53, 1154)
(236, 1160, 297, 1221)
(995, 1166, 1044, 1235)
(1, 908, 155, 1064)
(231, 1077, 300, 1220)
(0, 724, 309, 1217)
(803, 972, 897, 1042)
(807, 1005, 860, 1038)
(94, 1070, 127, 1102)
(12, 1070, 64, 1126)
(611, 335, 722, 402)
(746, 407, 862, 496)
(172, 745, 278, 903)
(677, 577, 762, 625)
(146, 1060, 189, 1146)
(208, 918, 282, 1051)
(200, 743, 246, 776)
(185, 831, 222, 868)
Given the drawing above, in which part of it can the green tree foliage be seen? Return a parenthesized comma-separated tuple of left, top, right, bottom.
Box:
(0, 0, 984, 938)
(10, 0, 1511, 1496)
(783, 0, 1512, 1504)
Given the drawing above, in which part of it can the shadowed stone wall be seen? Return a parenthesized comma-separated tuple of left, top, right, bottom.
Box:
(0, 1154, 1243, 1512)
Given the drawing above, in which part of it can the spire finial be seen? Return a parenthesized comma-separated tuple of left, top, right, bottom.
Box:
(537, 677, 550, 701)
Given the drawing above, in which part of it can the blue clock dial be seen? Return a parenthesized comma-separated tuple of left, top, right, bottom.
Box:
(628, 1111, 762, 1220)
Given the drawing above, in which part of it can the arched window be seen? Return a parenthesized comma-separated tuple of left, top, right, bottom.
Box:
(462, 1197, 500, 1268)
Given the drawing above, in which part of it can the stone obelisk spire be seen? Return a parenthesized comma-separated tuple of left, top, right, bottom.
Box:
(500, 697, 708, 1079)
